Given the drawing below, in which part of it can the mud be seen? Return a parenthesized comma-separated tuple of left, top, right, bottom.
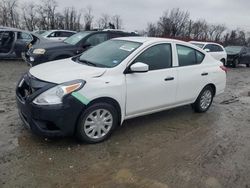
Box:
(0, 61, 250, 188)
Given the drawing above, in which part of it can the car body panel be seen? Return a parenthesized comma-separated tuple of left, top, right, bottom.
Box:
(26, 37, 226, 127)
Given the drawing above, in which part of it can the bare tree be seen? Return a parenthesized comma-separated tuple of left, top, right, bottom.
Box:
(111, 15, 122, 29)
(157, 8, 190, 37)
(22, 2, 38, 31)
(0, 0, 19, 27)
(97, 14, 110, 29)
(83, 6, 94, 30)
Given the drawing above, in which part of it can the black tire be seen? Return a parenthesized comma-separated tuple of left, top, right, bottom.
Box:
(246, 64, 250, 67)
(192, 86, 214, 113)
(220, 59, 226, 66)
(232, 59, 239, 68)
(76, 102, 118, 144)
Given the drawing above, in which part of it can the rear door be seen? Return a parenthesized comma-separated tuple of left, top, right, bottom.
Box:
(125, 43, 177, 116)
(14, 32, 33, 57)
(175, 44, 207, 104)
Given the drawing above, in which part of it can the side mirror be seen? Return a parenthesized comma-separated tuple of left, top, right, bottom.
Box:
(129, 62, 149, 73)
(204, 48, 210, 52)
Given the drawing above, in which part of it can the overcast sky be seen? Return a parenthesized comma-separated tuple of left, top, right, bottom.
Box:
(21, 0, 250, 32)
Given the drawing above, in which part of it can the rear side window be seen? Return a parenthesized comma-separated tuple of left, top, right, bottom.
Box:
(177, 45, 205, 66)
(133, 43, 172, 71)
(204, 44, 223, 52)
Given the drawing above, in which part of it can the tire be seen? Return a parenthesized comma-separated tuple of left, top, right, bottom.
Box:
(220, 59, 226, 66)
(76, 102, 118, 143)
(246, 64, 250, 67)
(192, 86, 214, 113)
(232, 59, 239, 68)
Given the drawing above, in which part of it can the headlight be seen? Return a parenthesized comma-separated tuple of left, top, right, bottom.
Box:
(33, 80, 85, 105)
(33, 49, 46, 55)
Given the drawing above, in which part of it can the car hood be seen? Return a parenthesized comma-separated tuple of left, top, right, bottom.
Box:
(226, 52, 239, 56)
(29, 58, 106, 84)
(32, 41, 74, 51)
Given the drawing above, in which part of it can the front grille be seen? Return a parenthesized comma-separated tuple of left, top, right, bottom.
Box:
(16, 73, 54, 102)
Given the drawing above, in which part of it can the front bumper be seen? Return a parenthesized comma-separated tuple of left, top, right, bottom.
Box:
(16, 74, 86, 137)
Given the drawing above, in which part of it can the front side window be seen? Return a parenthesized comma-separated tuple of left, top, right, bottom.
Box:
(17, 32, 32, 40)
(86, 33, 108, 46)
(177, 45, 205, 66)
(133, 44, 172, 71)
(77, 40, 141, 68)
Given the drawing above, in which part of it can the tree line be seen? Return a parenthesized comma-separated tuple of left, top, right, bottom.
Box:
(147, 8, 250, 46)
(0, 0, 123, 31)
(1, 0, 250, 46)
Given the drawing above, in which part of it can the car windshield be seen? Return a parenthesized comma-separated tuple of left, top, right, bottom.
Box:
(64, 32, 91, 45)
(76, 40, 142, 68)
(191, 43, 205, 49)
(225, 46, 242, 53)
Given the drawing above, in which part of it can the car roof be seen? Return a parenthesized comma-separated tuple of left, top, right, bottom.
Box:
(47, 30, 77, 33)
(190, 41, 222, 46)
(0, 27, 24, 32)
(113, 37, 187, 44)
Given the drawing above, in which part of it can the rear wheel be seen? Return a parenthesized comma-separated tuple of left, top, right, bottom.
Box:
(192, 86, 214, 113)
(232, 59, 239, 68)
(76, 102, 118, 143)
(246, 64, 250, 67)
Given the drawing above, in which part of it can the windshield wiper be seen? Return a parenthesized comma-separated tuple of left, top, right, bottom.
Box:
(77, 58, 97, 67)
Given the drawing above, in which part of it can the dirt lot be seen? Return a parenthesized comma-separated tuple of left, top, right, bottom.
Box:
(0, 60, 250, 188)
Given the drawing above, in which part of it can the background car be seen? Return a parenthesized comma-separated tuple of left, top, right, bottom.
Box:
(190, 41, 227, 64)
(0, 28, 47, 59)
(25, 30, 139, 66)
(225, 46, 250, 67)
(33, 30, 46, 35)
(16, 37, 226, 143)
(40, 30, 77, 41)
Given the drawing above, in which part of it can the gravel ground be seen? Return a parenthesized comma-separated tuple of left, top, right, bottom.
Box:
(0, 60, 250, 188)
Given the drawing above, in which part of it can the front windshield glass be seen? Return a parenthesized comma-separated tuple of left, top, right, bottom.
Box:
(77, 40, 142, 68)
(225, 46, 242, 53)
(64, 32, 91, 45)
(191, 43, 205, 49)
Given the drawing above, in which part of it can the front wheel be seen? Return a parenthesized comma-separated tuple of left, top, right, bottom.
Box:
(76, 102, 118, 143)
(192, 86, 214, 113)
(232, 59, 239, 68)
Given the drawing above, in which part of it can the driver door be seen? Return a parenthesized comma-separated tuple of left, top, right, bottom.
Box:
(125, 43, 177, 116)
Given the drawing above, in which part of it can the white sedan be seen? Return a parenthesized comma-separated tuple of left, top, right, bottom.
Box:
(40, 30, 76, 41)
(190, 41, 227, 65)
(16, 37, 227, 143)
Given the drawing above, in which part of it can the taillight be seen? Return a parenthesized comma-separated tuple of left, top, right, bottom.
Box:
(220, 65, 228, 73)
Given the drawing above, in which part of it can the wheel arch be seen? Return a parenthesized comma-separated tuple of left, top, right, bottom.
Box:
(87, 97, 122, 126)
(204, 83, 216, 96)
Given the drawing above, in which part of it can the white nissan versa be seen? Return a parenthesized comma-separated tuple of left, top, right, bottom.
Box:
(16, 37, 227, 143)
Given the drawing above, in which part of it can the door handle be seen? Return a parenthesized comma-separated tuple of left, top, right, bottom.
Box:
(201, 72, 208, 76)
(164, 77, 174, 81)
